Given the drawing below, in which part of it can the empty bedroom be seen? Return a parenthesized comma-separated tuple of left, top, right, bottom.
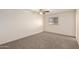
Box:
(0, 9, 78, 49)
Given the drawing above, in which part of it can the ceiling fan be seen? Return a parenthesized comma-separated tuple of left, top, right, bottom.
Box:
(30, 9, 50, 15)
(30, 9, 75, 15)
(39, 9, 50, 15)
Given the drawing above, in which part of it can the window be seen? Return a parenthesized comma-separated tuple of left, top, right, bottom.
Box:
(49, 17, 58, 25)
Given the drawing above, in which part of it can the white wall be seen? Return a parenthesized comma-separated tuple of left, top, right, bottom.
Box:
(44, 10, 75, 36)
(0, 10, 43, 44)
(76, 10, 79, 44)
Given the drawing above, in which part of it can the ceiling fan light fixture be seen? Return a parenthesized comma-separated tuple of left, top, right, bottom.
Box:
(40, 12, 43, 15)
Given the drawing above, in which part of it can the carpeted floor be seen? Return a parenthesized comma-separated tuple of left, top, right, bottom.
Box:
(0, 32, 79, 49)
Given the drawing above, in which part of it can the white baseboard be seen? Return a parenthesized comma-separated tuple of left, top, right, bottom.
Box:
(44, 31, 75, 38)
(0, 30, 43, 45)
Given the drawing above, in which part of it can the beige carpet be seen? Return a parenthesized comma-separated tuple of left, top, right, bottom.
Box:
(0, 32, 79, 49)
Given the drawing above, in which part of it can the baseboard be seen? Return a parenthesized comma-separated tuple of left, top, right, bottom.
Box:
(0, 30, 43, 45)
(0, 30, 75, 45)
(44, 31, 76, 38)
